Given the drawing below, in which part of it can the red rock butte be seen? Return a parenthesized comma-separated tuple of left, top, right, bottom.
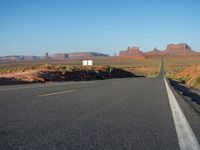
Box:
(119, 47, 143, 56)
(145, 48, 162, 55)
(118, 43, 198, 58)
(164, 43, 194, 55)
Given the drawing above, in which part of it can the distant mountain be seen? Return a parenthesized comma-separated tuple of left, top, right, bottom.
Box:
(0, 43, 199, 61)
(52, 52, 109, 60)
(0, 52, 109, 61)
(0, 55, 41, 61)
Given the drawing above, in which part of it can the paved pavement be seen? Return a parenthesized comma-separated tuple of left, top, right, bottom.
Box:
(0, 70, 200, 149)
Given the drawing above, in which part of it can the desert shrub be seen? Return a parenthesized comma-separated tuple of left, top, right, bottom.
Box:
(0, 68, 10, 74)
(169, 75, 185, 83)
(55, 65, 62, 70)
(29, 66, 36, 69)
(21, 68, 26, 72)
(41, 64, 55, 69)
(176, 77, 185, 82)
(7, 69, 12, 73)
(194, 76, 200, 88)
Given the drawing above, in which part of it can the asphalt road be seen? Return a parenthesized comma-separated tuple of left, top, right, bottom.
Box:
(0, 76, 200, 149)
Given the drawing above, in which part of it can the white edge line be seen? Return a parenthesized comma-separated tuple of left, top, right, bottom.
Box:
(164, 78, 200, 150)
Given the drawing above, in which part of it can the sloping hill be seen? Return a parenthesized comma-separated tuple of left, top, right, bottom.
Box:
(170, 65, 200, 89)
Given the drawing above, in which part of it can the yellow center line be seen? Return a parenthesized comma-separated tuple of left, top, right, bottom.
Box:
(38, 90, 76, 97)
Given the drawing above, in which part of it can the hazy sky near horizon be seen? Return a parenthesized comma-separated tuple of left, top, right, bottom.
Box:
(0, 0, 200, 56)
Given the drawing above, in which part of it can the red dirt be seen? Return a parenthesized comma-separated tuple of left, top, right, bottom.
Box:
(175, 65, 200, 85)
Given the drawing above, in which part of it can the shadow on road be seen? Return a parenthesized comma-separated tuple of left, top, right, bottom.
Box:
(0, 78, 30, 86)
(169, 78, 200, 112)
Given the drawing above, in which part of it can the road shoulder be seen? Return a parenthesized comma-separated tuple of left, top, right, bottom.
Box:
(166, 78, 200, 145)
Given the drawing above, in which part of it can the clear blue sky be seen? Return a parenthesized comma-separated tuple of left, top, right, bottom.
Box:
(0, 0, 200, 56)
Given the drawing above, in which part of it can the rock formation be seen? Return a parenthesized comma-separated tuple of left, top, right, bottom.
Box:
(145, 48, 162, 55)
(0, 52, 109, 61)
(0, 43, 198, 61)
(164, 43, 194, 55)
(44, 53, 50, 60)
(118, 43, 197, 58)
(0, 55, 40, 61)
(53, 52, 109, 60)
(119, 47, 143, 56)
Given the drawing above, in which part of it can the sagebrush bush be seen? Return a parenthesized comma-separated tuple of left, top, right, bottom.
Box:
(194, 76, 200, 88)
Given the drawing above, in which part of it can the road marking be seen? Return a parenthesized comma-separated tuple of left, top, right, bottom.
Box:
(0, 81, 91, 92)
(113, 81, 120, 84)
(38, 90, 76, 97)
(164, 78, 200, 150)
(0, 84, 56, 92)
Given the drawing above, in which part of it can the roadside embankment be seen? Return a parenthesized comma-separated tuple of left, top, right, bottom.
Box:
(167, 64, 200, 90)
(0, 65, 138, 85)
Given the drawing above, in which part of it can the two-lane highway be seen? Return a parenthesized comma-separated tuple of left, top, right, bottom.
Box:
(0, 75, 200, 149)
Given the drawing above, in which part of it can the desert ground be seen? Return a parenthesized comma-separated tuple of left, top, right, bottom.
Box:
(164, 55, 200, 89)
(0, 57, 160, 75)
(1, 56, 200, 88)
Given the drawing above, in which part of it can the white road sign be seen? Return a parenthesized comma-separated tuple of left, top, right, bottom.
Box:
(82, 60, 93, 66)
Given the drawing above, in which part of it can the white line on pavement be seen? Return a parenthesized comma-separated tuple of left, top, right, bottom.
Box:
(164, 78, 200, 150)
(38, 90, 76, 97)
(113, 81, 120, 84)
(0, 81, 91, 92)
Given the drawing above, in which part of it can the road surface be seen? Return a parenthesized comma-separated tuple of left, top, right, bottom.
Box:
(0, 68, 200, 149)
